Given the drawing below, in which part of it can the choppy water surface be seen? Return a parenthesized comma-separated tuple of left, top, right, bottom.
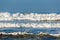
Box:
(0, 37, 57, 40)
(0, 27, 60, 34)
(0, 27, 60, 40)
(0, 13, 60, 40)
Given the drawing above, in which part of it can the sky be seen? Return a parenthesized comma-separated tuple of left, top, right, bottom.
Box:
(0, 0, 60, 13)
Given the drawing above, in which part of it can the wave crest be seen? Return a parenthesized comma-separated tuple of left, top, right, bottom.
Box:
(0, 12, 60, 21)
(0, 32, 60, 37)
(0, 23, 60, 28)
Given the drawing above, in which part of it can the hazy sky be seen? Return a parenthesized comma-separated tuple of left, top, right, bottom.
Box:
(0, 0, 60, 13)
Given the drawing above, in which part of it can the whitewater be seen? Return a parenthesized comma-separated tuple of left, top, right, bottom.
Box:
(0, 12, 60, 37)
(0, 12, 60, 28)
(0, 12, 60, 21)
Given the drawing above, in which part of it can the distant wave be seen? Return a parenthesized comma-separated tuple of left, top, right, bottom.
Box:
(0, 12, 60, 28)
(0, 12, 60, 21)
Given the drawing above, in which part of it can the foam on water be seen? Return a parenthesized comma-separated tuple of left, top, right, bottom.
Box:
(0, 23, 60, 28)
(0, 12, 60, 21)
(0, 31, 60, 37)
(0, 12, 60, 28)
(0, 12, 60, 37)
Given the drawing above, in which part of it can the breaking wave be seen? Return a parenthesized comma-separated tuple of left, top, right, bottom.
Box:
(0, 12, 60, 28)
(0, 23, 60, 28)
(0, 12, 60, 21)
(0, 32, 60, 37)
(0, 12, 60, 40)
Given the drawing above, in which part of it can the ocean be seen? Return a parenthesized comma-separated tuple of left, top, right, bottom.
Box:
(0, 13, 60, 40)
(0, 0, 60, 40)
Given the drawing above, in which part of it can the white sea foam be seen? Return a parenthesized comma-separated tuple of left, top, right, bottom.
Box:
(39, 32, 60, 37)
(0, 12, 60, 21)
(50, 34, 60, 37)
(0, 23, 60, 28)
(0, 12, 60, 28)
(0, 32, 60, 37)
(0, 32, 33, 35)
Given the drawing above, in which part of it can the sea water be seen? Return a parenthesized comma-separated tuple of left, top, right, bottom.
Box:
(0, 13, 60, 40)
(0, 27, 60, 40)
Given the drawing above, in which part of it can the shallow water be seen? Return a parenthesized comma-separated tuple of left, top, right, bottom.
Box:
(0, 35, 58, 40)
(0, 27, 60, 40)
